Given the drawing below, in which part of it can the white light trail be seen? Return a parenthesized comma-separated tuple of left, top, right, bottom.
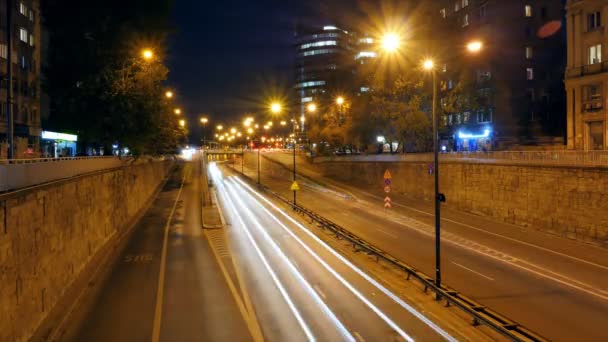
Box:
(214, 176, 316, 341)
(233, 176, 457, 342)
(224, 180, 355, 341)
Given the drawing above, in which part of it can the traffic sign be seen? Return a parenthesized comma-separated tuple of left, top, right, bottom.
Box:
(384, 186, 391, 193)
(384, 196, 392, 208)
(384, 179, 391, 186)
(290, 181, 300, 191)
(383, 169, 392, 180)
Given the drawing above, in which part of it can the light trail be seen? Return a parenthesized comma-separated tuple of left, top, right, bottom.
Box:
(233, 176, 457, 342)
(224, 180, 355, 342)
(230, 178, 416, 342)
(212, 170, 317, 341)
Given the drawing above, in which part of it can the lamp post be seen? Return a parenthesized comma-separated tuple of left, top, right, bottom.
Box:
(380, 31, 483, 294)
(200, 117, 208, 148)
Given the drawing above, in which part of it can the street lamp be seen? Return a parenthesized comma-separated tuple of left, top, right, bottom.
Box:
(142, 49, 154, 61)
(381, 33, 401, 52)
(200, 117, 209, 148)
(467, 40, 483, 53)
(174, 108, 182, 115)
(179, 119, 186, 127)
(216, 125, 223, 131)
(271, 102, 282, 114)
(336, 96, 345, 105)
(165, 91, 174, 99)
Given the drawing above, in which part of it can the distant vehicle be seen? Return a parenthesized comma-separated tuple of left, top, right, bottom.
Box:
(334, 146, 361, 156)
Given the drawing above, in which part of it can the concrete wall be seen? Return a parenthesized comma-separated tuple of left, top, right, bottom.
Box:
(315, 160, 608, 245)
(0, 159, 172, 341)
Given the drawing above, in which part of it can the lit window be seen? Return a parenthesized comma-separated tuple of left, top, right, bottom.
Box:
(462, 0, 468, 8)
(19, 28, 28, 43)
(29, 9, 34, 21)
(300, 49, 334, 57)
(323, 26, 338, 31)
(0, 44, 6, 59)
(462, 14, 469, 27)
(355, 51, 377, 59)
(295, 80, 326, 89)
(440, 8, 446, 18)
(588, 44, 602, 64)
(29, 34, 34, 47)
(525, 5, 532, 17)
(463, 112, 470, 122)
(526, 67, 534, 80)
(588, 11, 602, 31)
(360, 87, 370, 92)
(300, 40, 337, 50)
(442, 64, 448, 72)
(525, 46, 533, 59)
(19, 2, 27, 15)
(301, 97, 313, 103)
(454, 0, 460, 12)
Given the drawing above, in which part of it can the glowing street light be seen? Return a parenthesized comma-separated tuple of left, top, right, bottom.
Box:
(174, 108, 182, 115)
(216, 125, 223, 131)
(165, 91, 174, 99)
(247, 128, 254, 134)
(307, 103, 317, 113)
(423, 59, 435, 71)
(280, 120, 287, 126)
(230, 127, 237, 134)
(271, 102, 282, 114)
(336, 96, 345, 105)
(381, 33, 401, 52)
(467, 40, 483, 53)
(142, 49, 154, 61)
(200, 117, 208, 124)
(179, 119, 185, 127)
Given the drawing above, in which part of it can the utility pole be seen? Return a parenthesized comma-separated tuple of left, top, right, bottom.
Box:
(6, 0, 13, 159)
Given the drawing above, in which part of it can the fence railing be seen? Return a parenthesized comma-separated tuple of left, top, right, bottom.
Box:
(313, 150, 608, 167)
(0, 156, 130, 192)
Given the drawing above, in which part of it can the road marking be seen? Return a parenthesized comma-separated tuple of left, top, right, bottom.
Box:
(151, 166, 188, 342)
(313, 285, 327, 300)
(361, 190, 608, 272)
(377, 229, 397, 238)
(205, 229, 265, 342)
(451, 262, 495, 281)
(353, 331, 366, 342)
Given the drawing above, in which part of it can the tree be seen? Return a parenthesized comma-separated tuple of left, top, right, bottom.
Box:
(41, 0, 182, 155)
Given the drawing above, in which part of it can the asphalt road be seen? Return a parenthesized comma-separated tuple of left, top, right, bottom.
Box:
(244, 150, 608, 341)
(211, 162, 456, 341)
(73, 159, 252, 342)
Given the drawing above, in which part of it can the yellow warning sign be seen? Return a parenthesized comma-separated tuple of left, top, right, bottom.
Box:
(383, 169, 392, 180)
(290, 181, 300, 191)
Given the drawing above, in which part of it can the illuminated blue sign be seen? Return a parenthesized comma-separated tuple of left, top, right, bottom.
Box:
(458, 129, 491, 139)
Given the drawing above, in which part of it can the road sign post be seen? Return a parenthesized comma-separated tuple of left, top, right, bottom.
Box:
(383, 169, 392, 209)
(290, 181, 300, 209)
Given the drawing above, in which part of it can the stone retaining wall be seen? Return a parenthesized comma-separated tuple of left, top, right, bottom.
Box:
(0, 159, 172, 341)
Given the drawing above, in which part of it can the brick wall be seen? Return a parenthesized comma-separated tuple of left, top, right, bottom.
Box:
(0, 159, 172, 341)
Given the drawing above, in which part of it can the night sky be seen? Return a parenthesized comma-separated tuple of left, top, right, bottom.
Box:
(168, 0, 363, 129)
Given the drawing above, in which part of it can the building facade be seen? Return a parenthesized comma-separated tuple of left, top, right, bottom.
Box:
(565, 0, 608, 150)
(439, 0, 566, 151)
(0, 0, 41, 158)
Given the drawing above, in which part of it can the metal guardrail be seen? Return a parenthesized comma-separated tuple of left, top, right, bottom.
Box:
(0, 156, 122, 165)
(313, 150, 608, 168)
(254, 183, 547, 342)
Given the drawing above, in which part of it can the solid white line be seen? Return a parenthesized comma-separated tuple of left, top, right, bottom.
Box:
(377, 229, 397, 238)
(362, 190, 608, 272)
(224, 179, 354, 342)
(152, 166, 187, 342)
(219, 180, 317, 342)
(451, 262, 495, 281)
(234, 177, 455, 342)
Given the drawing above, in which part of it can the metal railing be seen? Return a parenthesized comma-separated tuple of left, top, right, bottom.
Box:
(264, 189, 547, 342)
(0, 156, 130, 192)
(313, 150, 608, 167)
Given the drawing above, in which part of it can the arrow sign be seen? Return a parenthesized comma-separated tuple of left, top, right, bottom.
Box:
(383, 169, 392, 180)
(384, 196, 392, 208)
(290, 181, 300, 191)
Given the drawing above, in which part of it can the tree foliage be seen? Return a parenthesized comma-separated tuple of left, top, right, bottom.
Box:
(41, 0, 184, 155)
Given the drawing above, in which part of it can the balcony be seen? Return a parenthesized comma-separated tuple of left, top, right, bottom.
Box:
(567, 61, 608, 77)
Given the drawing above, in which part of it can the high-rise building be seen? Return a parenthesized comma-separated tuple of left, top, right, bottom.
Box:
(438, 0, 566, 151)
(0, 0, 41, 158)
(294, 24, 357, 115)
(565, 0, 607, 150)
